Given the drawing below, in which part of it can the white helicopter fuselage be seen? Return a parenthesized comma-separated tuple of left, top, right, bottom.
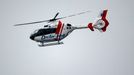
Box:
(30, 21, 75, 43)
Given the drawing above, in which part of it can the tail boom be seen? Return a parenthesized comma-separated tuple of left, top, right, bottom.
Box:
(75, 10, 109, 32)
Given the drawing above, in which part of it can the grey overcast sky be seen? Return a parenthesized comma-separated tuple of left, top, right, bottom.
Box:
(0, 0, 134, 75)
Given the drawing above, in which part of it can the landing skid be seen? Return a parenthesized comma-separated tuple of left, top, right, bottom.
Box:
(38, 42, 63, 47)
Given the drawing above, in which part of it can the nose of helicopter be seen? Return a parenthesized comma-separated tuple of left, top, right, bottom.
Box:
(30, 34, 35, 40)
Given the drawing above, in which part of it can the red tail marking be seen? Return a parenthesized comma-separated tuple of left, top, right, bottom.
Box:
(101, 10, 107, 20)
(101, 18, 109, 32)
(88, 23, 94, 31)
(101, 10, 109, 32)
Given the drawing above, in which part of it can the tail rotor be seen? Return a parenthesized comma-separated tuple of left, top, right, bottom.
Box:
(88, 10, 109, 32)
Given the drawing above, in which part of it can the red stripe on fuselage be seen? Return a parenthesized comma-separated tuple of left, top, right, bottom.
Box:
(55, 21, 64, 40)
(55, 21, 62, 34)
(59, 24, 64, 40)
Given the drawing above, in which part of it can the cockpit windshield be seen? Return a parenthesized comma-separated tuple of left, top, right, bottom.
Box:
(37, 28, 56, 35)
(31, 28, 56, 36)
(31, 29, 39, 35)
(34, 29, 39, 33)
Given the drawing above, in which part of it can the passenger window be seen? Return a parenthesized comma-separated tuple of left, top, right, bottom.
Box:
(67, 26, 71, 29)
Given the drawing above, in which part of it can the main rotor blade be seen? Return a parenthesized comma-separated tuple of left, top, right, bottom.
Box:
(56, 10, 91, 20)
(14, 20, 50, 26)
(14, 13, 59, 26)
(53, 12, 59, 19)
(14, 10, 91, 26)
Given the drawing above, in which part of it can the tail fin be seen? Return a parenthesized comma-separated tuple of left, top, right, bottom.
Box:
(93, 10, 109, 32)
(77, 10, 109, 32)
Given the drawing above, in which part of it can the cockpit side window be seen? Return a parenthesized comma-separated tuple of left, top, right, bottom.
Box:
(67, 23, 72, 29)
(67, 24, 71, 26)
(36, 28, 56, 36)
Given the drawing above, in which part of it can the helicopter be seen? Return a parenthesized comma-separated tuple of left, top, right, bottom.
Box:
(14, 9, 109, 47)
